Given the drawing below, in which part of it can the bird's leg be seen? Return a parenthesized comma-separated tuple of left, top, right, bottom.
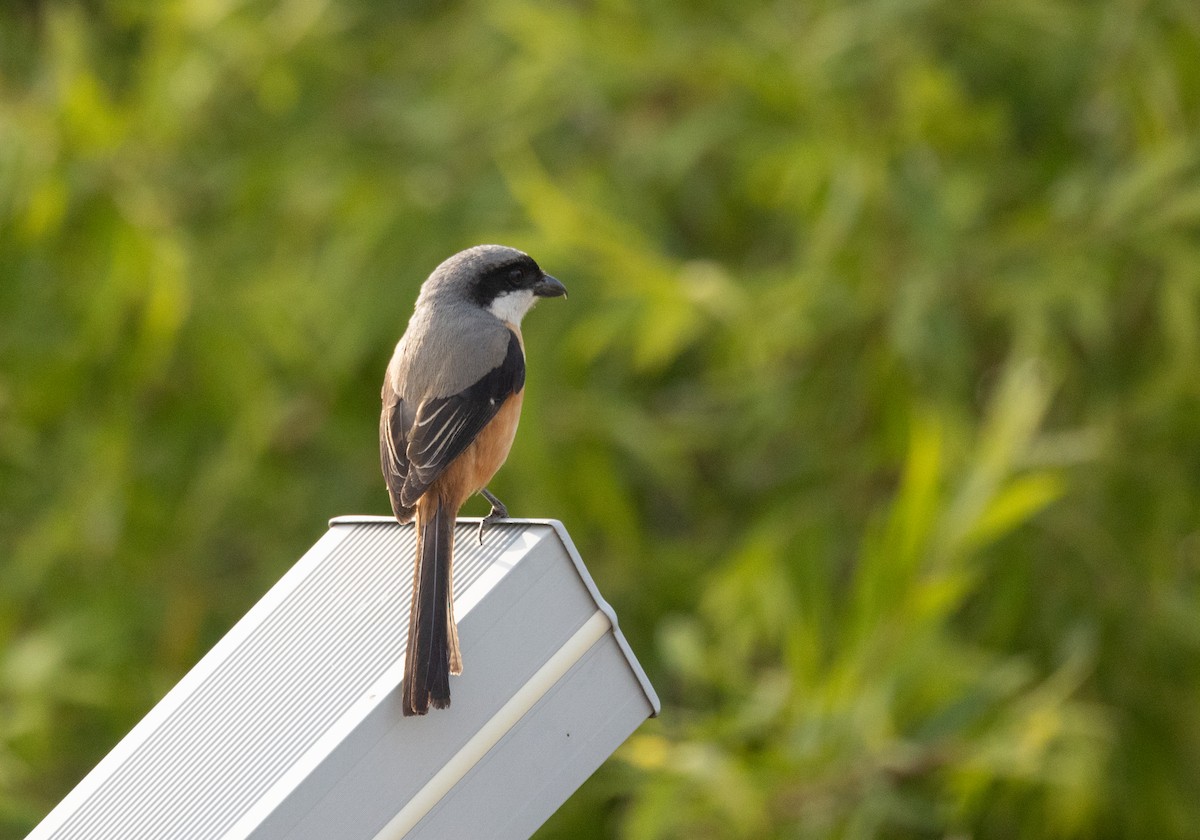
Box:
(477, 487, 509, 545)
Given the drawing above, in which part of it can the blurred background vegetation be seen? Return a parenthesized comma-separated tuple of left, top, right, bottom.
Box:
(2, 0, 1200, 837)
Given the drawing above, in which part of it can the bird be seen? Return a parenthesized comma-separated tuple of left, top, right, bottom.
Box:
(380, 244, 567, 716)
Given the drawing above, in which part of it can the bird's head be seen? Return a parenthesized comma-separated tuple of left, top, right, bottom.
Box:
(422, 244, 566, 326)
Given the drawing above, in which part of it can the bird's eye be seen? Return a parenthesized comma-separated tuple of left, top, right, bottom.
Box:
(505, 267, 524, 287)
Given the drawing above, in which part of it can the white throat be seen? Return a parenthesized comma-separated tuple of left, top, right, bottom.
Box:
(488, 289, 537, 325)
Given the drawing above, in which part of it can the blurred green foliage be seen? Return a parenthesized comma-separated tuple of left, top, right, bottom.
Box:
(2, 0, 1200, 837)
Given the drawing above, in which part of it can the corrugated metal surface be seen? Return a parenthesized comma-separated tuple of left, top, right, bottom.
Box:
(29, 518, 658, 840)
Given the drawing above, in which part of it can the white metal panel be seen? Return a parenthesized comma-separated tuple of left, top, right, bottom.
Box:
(406, 629, 655, 839)
(28, 518, 659, 840)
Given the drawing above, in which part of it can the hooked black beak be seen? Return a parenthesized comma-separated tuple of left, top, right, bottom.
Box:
(533, 273, 567, 298)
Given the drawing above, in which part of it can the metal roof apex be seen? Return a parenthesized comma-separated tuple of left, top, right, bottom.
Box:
(329, 514, 660, 718)
(328, 516, 662, 720)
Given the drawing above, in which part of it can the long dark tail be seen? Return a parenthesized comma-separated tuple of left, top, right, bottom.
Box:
(402, 497, 455, 716)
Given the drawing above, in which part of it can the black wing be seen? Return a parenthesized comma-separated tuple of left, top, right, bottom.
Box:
(389, 329, 525, 512)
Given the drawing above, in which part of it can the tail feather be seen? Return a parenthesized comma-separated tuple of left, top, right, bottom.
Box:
(402, 497, 455, 716)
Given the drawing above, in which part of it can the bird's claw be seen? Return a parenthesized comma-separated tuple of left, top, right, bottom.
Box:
(477, 489, 508, 545)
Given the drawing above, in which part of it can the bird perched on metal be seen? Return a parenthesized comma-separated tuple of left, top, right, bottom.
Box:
(380, 245, 567, 716)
